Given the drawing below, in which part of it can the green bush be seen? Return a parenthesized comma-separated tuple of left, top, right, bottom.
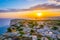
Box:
(18, 28, 23, 31)
(30, 29, 35, 35)
(47, 37, 52, 40)
(37, 38, 41, 40)
(7, 28, 11, 32)
(39, 25, 44, 28)
(19, 31, 25, 37)
(51, 26, 58, 30)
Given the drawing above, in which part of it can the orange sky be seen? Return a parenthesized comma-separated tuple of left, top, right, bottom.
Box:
(0, 10, 60, 19)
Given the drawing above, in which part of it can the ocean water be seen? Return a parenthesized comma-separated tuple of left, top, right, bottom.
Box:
(0, 25, 9, 35)
(0, 18, 11, 35)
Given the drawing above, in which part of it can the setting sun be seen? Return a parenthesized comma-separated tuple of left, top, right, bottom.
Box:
(37, 12, 42, 16)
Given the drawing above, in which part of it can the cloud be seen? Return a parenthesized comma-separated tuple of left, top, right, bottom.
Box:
(48, 0, 60, 2)
(48, 0, 60, 5)
(25, 0, 60, 5)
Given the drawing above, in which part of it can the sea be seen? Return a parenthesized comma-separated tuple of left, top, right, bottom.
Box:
(0, 25, 9, 35)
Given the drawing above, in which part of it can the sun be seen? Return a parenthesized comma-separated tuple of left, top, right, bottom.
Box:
(37, 12, 42, 16)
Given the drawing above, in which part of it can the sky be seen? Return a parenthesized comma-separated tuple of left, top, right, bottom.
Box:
(0, 10, 60, 18)
(0, 0, 47, 9)
(0, 0, 60, 9)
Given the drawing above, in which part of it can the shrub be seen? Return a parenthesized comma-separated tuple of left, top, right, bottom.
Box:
(51, 26, 58, 30)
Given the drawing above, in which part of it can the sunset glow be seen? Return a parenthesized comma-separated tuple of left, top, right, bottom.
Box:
(0, 10, 60, 19)
(37, 12, 42, 16)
